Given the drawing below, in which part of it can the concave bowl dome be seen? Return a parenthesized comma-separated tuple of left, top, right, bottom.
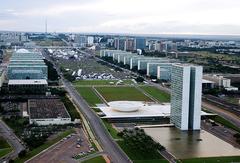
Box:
(108, 101, 144, 112)
(16, 49, 30, 53)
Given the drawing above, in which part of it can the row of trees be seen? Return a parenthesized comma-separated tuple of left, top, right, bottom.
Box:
(234, 133, 240, 144)
(118, 128, 165, 154)
(44, 59, 60, 81)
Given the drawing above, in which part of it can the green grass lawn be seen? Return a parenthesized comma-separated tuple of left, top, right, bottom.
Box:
(102, 119, 121, 139)
(140, 86, 170, 102)
(73, 79, 134, 86)
(134, 160, 168, 163)
(96, 87, 152, 102)
(117, 141, 166, 163)
(82, 156, 106, 163)
(223, 96, 239, 105)
(75, 87, 102, 106)
(61, 95, 81, 121)
(73, 80, 117, 85)
(0, 137, 13, 158)
(0, 148, 13, 158)
(182, 156, 240, 163)
(211, 116, 240, 133)
(14, 129, 74, 163)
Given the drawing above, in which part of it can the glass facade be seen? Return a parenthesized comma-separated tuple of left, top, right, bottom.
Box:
(147, 63, 172, 80)
(136, 37, 146, 50)
(7, 51, 48, 80)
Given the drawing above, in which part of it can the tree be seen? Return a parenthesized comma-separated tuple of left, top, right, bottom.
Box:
(18, 150, 27, 158)
(234, 133, 240, 139)
(9, 159, 14, 163)
(121, 128, 166, 155)
(135, 76, 144, 82)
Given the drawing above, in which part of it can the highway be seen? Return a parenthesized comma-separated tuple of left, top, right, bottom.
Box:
(202, 101, 240, 127)
(42, 50, 131, 163)
(62, 79, 131, 163)
(203, 95, 240, 115)
(0, 119, 25, 162)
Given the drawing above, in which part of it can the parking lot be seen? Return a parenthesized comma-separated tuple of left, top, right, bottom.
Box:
(27, 128, 95, 163)
(52, 49, 130, 80)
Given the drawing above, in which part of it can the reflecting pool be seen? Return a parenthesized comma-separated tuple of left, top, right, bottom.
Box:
(144, 127, 240, 159)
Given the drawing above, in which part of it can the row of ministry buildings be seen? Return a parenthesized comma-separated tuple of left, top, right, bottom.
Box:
(100, 49, 180, 81)
(100, 50, 204, 130)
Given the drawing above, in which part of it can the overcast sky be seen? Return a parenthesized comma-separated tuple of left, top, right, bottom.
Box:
(1, 0, 240, 35)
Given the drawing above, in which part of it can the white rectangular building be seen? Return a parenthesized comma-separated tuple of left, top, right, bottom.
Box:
(0, 69, 5, 89)
(28, 98, 72, 125)
(170, 64, 202, 130)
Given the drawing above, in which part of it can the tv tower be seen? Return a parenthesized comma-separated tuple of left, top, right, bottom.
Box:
(45, 18, 48, 34)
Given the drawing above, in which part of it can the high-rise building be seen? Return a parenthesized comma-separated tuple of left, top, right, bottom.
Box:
(125, 38, 136, 51)
(114, 37, 126, 50)
(155, 41, 163, 52)
(114, 38, 119, 50)
(87, 36, 94, 45)
(136, 37, 146, 50)
(170, 64, 202, 130)
(74, 35, 87, 47)
(119, 38, 126, 51)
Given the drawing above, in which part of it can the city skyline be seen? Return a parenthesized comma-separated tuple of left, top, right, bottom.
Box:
(1, 0, 240, 35)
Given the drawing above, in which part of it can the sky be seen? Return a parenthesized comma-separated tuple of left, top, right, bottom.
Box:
(1, 0, 240, 35)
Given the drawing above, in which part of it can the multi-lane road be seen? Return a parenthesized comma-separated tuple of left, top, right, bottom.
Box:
(0, 119, 25, 162)
(43, 49, 131, 163)
(63, 80, 131, 163)
(44, 48, 240, 163)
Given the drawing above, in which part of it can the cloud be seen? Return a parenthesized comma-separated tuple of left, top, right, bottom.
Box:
(0, 0, 240, 34)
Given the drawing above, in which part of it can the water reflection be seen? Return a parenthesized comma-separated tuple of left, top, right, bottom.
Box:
(144, 127, 240, 159)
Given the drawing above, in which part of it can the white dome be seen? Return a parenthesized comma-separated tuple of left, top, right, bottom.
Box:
(16, 49, 30, 53)
(108, 101, 144, 112)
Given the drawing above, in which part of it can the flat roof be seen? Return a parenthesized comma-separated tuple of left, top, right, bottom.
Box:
(10, 60, 44, 62)
(0, 69, 4, 75)
(202, 79, 215, 84)
(8, 65, 47, 67)
(8, 79, 48, 85)
(28, 98, 70, 119)
(98, 101, 212, 119)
